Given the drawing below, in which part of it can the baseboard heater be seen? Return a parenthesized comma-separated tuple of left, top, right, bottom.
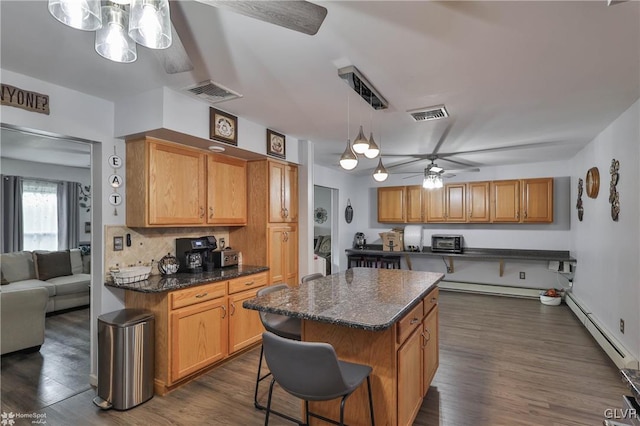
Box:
(439, 280, 639, 369)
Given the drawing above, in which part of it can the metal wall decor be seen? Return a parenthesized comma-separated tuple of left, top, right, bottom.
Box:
(345, 199, 353, 223)
(609, 159, 620, 221)
(108, 147, 123, 216)
(314, 207, 328, 224)
(576, 178, 584, 221)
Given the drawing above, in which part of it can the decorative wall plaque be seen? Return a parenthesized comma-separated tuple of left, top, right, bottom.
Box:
(576, 178, 584, 221)
(609, 159, 620, 221)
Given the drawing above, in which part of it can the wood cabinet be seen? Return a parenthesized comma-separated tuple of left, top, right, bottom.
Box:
(231, 160, 299, 285)
(126, 137, 247, 227)
(378, 186, 406, 223)
(521, 178, 553, 223)
(269, 161, 298, 223)
(424, 184, 466, 222)
(124, 272, 267, 395)
(467, 181, 490, 222)
(491, 178, 553, 223)
(406, 186, 424, 223)
(268, 225, 298, 286)
(397, 326, 423, 426)
(422, 306, 439, 395)
(207, 154, 247, 225)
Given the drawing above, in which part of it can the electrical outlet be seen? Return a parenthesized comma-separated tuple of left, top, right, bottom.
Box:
(620, 319, 625, 334)
(219, 238, 225, 249)
(519, 272, 525, 279)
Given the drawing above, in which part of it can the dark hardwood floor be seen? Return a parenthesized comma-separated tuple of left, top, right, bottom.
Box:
(2, 292, 628, 425)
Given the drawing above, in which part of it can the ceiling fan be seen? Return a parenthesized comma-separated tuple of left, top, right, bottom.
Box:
(161, 0, 328, 74)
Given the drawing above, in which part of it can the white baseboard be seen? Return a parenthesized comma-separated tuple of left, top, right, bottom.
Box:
(439, 280, 640, 370)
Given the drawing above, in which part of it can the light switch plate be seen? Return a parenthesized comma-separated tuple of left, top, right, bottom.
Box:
(113, 236, 124, 251)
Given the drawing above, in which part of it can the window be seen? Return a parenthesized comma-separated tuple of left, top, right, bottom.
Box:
(22, 179, 58, 251)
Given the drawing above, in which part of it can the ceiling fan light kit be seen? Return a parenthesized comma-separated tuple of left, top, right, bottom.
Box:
(49, 0, 172, 64)
(95, 4, 137, 63)
(48, 0, 102, 31)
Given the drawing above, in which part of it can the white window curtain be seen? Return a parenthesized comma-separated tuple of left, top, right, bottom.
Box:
(22, 179, 58, 251)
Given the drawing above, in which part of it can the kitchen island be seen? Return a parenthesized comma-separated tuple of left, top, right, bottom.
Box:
(243, 267, 444, 426)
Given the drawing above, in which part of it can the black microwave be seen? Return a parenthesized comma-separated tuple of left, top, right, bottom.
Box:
(431, 234, 463, 253)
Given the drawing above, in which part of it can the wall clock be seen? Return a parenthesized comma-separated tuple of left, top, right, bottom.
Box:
(585, 167, 600, 198)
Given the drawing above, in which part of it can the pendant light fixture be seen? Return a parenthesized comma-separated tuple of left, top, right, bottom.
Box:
(340, 92, 358, 171)
(372, 133, 388, 181)
(48, 0, 102, 31)
(352, 84, 370, 154)
(364, 93, 380, 159)
(128, 0, 172, 49)
(95, 3, 137, 63)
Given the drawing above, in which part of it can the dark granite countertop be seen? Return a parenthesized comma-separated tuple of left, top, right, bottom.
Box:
(346, 245, 575, 262)
(104, 265, 269, 293)
(621, 369, 640, 400)
(243, 268, 443, 331)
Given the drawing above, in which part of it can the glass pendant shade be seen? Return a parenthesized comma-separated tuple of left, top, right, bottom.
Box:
(364, 132, 380, 159)
(339, 139, 358, 170)
(373, 158, 389, 182)
(48, 0, 102, 31)
(352, 125, 370, 154)
(423, 172, 443, 189)
(128, 0, 172, 49)
(95, 5, 137, 63)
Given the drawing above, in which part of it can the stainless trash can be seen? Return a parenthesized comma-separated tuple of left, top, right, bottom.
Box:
(93, 309, 154, 410)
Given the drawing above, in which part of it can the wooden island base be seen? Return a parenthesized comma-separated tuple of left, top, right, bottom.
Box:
(302, 287, 439, 426)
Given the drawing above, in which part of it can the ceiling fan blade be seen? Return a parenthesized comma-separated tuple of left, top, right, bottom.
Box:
(438, 157, 478, 168)
(445, 168, 480, 174)
(436, 141, 579, 158)
(401, 173, 423, 180)
(154, 23, 194, 74)
(386, 157, 429, 169)
(196, 1, 328, 35)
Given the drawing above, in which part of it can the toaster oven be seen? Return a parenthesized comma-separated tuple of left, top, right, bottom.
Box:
(431, 234, 463, 253)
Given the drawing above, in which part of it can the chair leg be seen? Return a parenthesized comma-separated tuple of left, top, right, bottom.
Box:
(367, 376, 375, 426)
(264, 378, 276, 426)
(339, 395, 348, 426)
(305, 400, 310, 425)
(254, 344, 273, 409)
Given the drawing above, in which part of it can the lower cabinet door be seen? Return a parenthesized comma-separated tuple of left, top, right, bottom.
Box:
(170, 298, 228, 383)
(422, 306, 439, 396)
(228, 288, 265, 354)
(397, 326, 423, 426)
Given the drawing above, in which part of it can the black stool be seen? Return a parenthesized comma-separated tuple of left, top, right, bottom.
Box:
(363, 256, 380, 268)
(348, 255, 364, 268)
(380, 256, 401, 269)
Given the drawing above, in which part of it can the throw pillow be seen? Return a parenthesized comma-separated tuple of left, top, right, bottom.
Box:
(35, 251, 72, 281)
(0, 251, 37, 283)
(68, 249, 83, 275)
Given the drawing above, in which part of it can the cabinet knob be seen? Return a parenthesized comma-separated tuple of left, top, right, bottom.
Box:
(221, 305, 227, 318)
(195, 292, 208, 299)
(244, 281, 254, 286)
(430, 297, 437, 304)
(199, 207, 205, 218)
(209, 206, 214, 219)
(284, 208, 289, 218)
(281, 208, 286, 218)
(524, 211, 528, 219)
(230, 303, 236, 316)
(424, 328, 431, 342)
(410, 317, 419, 325)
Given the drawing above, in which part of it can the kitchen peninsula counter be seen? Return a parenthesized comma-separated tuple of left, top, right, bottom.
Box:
(244, 268, 444, 426)
(105, 264, 269, 292)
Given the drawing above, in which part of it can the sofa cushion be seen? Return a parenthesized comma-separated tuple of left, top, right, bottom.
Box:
(1, 279, 57, 297)
(0, 251, 37, 283)
(34, 251, 72, 281)
(47, 274, 90, 296)
(69, 249, 83, 275)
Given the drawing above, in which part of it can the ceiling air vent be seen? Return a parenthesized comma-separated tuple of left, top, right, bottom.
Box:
(408, 105, 449, 122)
(183, 80, 243, 104)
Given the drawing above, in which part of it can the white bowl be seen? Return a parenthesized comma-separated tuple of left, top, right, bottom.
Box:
(540, 294, 562, 306)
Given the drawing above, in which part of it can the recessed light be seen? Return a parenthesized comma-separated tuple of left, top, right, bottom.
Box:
(208, 145, 225, 152)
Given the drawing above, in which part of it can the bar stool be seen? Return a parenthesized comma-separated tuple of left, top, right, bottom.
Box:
(262, 331, 375, 426)
(380, 256, 401, 269)
(301, 273, 324, 283)
(348, 254, 364, 268)
(363, 256, 380, 268)
(254, 284, 301, 424)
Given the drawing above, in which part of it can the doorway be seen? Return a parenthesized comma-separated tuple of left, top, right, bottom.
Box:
(0, 124, 94, 412)
(313, 185, 339, 275)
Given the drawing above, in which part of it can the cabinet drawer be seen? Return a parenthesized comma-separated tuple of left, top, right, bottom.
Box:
(171, 282, 226, 310)
(228, 272, 267, 295)
(423, 288, 439, 317)
(397, 302, 424, 344)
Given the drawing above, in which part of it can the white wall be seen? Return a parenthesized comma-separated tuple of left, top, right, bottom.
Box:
(570, 99, 640, 361)
(0, 158, 92, 242)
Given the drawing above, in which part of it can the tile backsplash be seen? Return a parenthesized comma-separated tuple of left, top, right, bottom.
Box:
(104, 226, 230, 280)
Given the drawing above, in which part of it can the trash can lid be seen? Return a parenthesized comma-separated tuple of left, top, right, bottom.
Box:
(98, 309, 154, 327)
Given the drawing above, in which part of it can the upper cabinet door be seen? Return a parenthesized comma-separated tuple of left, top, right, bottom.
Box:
(378, 186, 406, 223)
(207, 154, 247, 225)
(268, 161, 297, 223)
(445, 183, 466, 222)
(148, 140, 206, 225)
(284, 165, 298, 222)
(406, 186, 424, 223)
(467, 181, 490, 222)
(491, 180, 520, 222)
(424, 187, 445, 222)
(522, 178, 553, 223)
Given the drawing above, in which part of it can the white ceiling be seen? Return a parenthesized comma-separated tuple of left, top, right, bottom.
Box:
(1, 1, 638, 175)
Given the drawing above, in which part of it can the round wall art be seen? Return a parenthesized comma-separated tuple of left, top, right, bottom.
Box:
(314, 207, 328, 224)
(586, 167, 600, 198)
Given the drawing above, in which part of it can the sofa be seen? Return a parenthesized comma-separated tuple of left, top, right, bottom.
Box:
(0, 249, 91, 355)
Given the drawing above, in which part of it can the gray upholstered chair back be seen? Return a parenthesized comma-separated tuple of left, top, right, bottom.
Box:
(262, 331, 349, 401)
(300, 273, 324, 283)
(256, 284, 300, 340)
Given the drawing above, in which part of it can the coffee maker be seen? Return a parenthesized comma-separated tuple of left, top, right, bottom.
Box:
(176, 237, 214, 273)
(353, 232, 366, 249)
(199, 236, 218, 272)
